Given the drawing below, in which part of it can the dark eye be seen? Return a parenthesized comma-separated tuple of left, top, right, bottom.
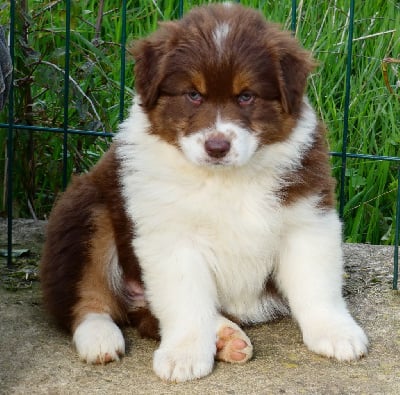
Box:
(186, 90, 203, 105)
(237, 92, 255, 106)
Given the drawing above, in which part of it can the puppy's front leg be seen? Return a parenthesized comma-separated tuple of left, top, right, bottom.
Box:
(137, 241, 218, 382)
(277, 209, 368, 361)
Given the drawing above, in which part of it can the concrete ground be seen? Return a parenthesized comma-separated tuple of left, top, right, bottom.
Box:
(0, 220, 399, 394)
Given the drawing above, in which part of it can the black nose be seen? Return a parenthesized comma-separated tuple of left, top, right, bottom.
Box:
(205, 138, 231, 158)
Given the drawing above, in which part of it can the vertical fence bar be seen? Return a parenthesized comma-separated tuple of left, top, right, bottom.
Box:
(339, 0, 355, 219)
(6, 0, 16, 268)
(393, 166, 400, 290)
(178, 0, 184, 18)
(119, 0, 127, 123)
(62, 0, 72, 190)
(291, 0, 297, 32)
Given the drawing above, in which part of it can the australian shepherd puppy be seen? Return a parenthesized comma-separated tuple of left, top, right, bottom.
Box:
(40, 3, 368, 382)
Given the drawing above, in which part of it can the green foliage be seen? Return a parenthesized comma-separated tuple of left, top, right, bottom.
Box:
(0, 0, 399, 244)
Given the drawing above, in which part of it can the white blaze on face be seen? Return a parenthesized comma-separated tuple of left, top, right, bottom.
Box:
(179, 114, 259, 167)
(212, 22, 230, 55)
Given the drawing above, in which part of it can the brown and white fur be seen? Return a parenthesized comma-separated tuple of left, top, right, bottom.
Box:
(40, 3, 368, 382)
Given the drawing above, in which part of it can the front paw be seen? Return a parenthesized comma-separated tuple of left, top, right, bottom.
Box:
(153, 341, 215, 382)
(302, 315, 368, 361)
(73, 313, 125, 364)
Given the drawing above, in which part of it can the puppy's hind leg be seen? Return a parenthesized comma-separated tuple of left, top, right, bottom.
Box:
(215, 316, 253, 364)
(73, 313, 125, 364)
(72, 212, 127, 364)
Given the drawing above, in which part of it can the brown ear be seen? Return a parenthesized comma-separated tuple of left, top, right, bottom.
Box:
(128, 22, 178, 110)
(278, 47, 315, 115)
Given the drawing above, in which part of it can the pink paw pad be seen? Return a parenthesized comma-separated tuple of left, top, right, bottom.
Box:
(216, 326, 253, 363)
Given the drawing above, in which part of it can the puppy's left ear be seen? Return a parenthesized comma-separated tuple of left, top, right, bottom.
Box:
(129, 22, 177, 110)
(278, 45, 315, 115)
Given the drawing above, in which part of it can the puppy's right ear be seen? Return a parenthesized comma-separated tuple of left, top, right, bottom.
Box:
(129, 22, 177, 110)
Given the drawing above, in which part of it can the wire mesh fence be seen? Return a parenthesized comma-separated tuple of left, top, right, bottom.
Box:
(0, 0, 399, 288)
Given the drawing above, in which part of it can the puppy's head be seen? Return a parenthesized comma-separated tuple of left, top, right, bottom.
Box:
(130, 3, 314, 167)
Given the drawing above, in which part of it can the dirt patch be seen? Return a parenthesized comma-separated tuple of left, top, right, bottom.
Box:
(0, 219, 45, 290)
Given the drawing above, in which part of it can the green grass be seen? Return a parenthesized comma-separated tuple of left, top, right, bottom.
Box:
(0, 0, 399, 244)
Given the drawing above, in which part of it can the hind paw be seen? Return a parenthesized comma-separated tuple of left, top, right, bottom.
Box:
(73, 313, 125, 364)
(216, 320, 253, 363)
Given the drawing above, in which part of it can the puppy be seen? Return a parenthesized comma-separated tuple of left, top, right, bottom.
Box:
(40, 3, 368, 382)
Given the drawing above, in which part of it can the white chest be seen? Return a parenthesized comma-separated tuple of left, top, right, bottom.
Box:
(121, 156, 283, 320)
(192, 178, 282, 318)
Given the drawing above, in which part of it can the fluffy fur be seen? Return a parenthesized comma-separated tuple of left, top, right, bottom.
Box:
(40, 3, 368, 382)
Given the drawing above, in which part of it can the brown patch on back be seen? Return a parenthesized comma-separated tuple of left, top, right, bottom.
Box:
(280, 122, 336, 208)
